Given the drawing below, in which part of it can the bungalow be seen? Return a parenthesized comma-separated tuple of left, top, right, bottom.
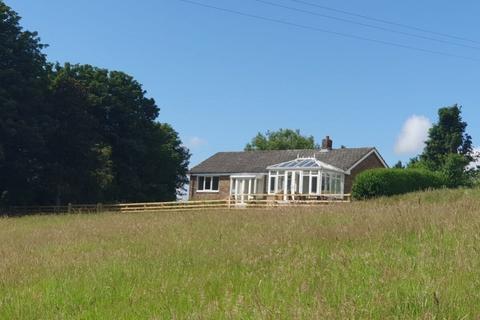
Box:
(189, 136, 387, 203)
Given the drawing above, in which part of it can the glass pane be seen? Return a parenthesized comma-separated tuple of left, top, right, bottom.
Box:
(302, 160, 315, 167)
(297, 159, 309, 167)
(270, 177, 276, 192)
(205, 177, 212, 190)
(212, 177, 219, 190)
(322, 173, 330, 193)
(278, 176, 285, 192)
(198, 176, 205, 191)
(302, 176, 309, 194)
(286, 161, 297, 168)
(287, 172, 292, 192)
(243, 180, 249, 194)
(295, 173, 300, 193)
(311, 176, 318, 193)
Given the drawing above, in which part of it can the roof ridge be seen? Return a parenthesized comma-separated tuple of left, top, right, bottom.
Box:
(216, 147, 374, 154)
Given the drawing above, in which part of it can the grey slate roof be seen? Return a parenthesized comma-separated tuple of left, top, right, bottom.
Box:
(189, 148, 378, 174)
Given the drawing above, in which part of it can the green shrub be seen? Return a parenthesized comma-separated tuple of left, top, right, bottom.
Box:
(352, 168, 445, 200)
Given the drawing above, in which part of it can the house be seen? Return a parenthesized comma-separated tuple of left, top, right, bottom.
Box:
(188, 136, 388, 203)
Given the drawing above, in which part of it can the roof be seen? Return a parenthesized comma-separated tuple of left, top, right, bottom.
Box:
(189, 148, 381, 174)
(266, 157, 345, 173)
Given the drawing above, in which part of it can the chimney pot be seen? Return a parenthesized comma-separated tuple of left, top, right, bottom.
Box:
(322, 136, 333, 150)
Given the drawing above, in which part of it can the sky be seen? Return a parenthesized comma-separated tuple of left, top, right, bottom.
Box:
(8, 0, 480, 167)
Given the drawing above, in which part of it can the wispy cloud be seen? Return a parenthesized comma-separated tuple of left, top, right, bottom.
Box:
(186, 136, 207, 149)
(395, 115, 432, 155)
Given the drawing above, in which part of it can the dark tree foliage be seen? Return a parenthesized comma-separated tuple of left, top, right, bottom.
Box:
(44, 71, 106, 205)
(419, 105, 473, 169)
(409, 105, 476, 187)
(393, 161, 404, 169)
(0, 1, 50, 205)
(0, 2, 190, 205)
(245, 129, 316, 151)
(52, 64, 190, 202)
(352, 168, 444, 200)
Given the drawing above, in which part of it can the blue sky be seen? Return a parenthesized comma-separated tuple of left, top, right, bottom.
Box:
(9, 0, 480, 167)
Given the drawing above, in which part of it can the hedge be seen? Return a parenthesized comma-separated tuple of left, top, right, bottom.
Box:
(352, 168, 445, 200)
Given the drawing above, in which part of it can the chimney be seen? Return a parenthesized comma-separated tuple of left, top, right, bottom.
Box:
(321, 136, 333, 150)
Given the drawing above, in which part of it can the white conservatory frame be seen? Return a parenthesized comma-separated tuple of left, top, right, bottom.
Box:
(229, 173, 266, 204)
(267, 157, 345, 200)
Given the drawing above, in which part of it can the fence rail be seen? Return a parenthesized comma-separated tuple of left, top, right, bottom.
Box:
(1, 194, 351, 216)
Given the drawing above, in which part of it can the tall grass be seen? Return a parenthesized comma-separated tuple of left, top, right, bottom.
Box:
(1, 189, 480, 319)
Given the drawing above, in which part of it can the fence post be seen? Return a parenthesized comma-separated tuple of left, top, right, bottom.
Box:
(68, 203, 72, 214)
(96, 203, 102, 213)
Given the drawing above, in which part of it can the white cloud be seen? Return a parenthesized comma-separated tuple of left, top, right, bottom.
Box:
(187, 136, 207, 149)
(395, 115, 432, 155)
(470, 148, 480, 169)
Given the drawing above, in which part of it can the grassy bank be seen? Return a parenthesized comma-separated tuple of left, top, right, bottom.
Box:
(1, 189, 480, 319)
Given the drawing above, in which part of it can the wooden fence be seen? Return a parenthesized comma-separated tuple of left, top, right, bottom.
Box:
(0, 194, 351, 216)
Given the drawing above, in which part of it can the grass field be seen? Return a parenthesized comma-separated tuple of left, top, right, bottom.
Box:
(1, 189, 480, 319)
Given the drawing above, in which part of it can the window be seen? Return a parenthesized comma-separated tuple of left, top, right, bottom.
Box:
(205, 177, 212, 190)
(197, 176, 220, 192)
(270, 176, 276, 193)
(321, 172, 343, 194)
(332, 174, 342, 195)
(278, 175, 285, 192)
(212, 177, 219, 190)
(311, 176, 318, 193)
(322, 173, 331, 194)
(302, 175, 309, 193)
(198, 176, 205, 190)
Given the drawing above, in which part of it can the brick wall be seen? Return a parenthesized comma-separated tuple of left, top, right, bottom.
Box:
(344, 152, 386, 193)
(189, 175, 230, 201)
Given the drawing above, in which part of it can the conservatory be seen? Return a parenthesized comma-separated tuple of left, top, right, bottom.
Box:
(267, 157, 345, 200)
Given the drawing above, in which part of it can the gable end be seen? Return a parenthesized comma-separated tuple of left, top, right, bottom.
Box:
(346, 148, 388, 174)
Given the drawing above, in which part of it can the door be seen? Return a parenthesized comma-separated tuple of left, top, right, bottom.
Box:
(233, 178, 252, 205)
(284, 171, 302, 200)
(233, 178, 244, 204)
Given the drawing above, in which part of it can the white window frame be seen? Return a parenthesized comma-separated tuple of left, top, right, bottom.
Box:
(197, 175, 220, 193)
(311, 174, 319, 194)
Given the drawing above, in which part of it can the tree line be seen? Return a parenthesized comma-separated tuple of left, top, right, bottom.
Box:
(246, 106, 478, 188)
(0, 2, 190, 206)
(352, 105, 478, 199)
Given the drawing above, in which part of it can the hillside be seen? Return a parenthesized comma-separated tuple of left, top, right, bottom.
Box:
(1, 189, 480, 319)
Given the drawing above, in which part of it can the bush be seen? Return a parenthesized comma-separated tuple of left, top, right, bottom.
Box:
(352, 168, 445, 200)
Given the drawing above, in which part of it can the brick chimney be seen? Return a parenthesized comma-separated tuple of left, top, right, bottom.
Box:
(321, 136, 333, 150)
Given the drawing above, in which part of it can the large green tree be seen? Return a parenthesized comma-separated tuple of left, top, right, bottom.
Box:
(410, 105, 475, 187)
(0, 1, 51, 205)
(52, 64, 190, 202)
(420, 105, 473, 169)
(44, 70, 112, 205)
(0, 2, 190, 206)
(245, 129, 316, 151)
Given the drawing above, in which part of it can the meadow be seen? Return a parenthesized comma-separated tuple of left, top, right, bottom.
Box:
(1, 189, 480, 319)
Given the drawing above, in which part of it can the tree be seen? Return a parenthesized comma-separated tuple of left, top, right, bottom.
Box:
(0, 1, 51, 205)
(419, 105, 474, 170)
(43, 70, 112, 205)
(393, 161, 404, 169)
(441, 153, 471, 188)
(0, 0, 190, 206)
(409, 105, 476, 187)
(53, 63, 190, 203)
(140, 123, 190, 201)
(245, 129, 316, 151)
